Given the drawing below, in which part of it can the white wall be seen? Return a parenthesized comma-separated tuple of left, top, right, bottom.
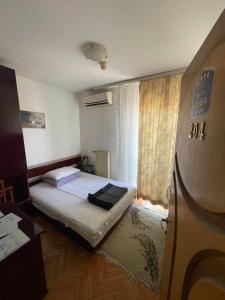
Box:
(80, 88, 119, 179)
(17, 76, 81, 167)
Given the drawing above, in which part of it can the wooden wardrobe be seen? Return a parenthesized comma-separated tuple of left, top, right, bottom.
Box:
(161, 9, 225, 300)
(0, 65, 29, 206)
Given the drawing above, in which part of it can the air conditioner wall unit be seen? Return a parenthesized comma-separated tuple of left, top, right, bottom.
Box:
(82, 91, 112, 107)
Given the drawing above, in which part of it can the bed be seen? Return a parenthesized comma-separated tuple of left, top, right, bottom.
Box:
(30, 172, 136, 248)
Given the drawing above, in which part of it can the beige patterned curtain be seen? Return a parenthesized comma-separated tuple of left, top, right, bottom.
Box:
(138, 73, 182, 205)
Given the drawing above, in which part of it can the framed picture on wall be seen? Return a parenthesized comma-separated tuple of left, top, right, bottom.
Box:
(20, 110, 46, 129)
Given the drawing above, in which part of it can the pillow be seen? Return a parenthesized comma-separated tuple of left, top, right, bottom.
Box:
(43, 172, 81, 187)
(43, 166, 80, 181)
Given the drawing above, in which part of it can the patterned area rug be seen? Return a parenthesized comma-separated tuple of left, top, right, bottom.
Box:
(98, 204, 168, 292)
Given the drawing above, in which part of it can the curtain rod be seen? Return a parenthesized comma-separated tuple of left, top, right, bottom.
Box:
(93, 67, 186, 90)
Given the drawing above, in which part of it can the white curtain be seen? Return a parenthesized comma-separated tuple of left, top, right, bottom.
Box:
(116, 82, 140, 186)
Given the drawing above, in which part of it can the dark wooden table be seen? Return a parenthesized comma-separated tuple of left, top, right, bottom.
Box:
(0, 202, 47, 300)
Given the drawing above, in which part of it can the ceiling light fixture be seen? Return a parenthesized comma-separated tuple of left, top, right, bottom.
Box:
(82, 42, 107, 70)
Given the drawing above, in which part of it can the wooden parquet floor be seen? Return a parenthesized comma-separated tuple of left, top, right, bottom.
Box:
(35, 216, 160, 300)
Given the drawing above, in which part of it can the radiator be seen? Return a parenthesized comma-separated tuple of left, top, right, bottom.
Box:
(93, 151, 110, 178)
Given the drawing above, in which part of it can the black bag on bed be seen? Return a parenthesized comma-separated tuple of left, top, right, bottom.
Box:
(88, 183, 128, 210)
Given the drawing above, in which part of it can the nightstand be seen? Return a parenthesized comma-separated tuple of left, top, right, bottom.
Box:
(82, 164, 95, 174)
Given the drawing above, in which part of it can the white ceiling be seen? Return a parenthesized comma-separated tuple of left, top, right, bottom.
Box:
(0, 1, 224, 92)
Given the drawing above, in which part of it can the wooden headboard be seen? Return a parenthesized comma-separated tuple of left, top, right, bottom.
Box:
(27, 155, 81, 185)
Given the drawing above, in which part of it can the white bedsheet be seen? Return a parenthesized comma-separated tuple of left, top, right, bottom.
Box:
(30, 172, 136, 247)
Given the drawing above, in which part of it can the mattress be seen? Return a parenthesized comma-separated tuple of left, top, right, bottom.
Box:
(30, 172, 136, 247)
